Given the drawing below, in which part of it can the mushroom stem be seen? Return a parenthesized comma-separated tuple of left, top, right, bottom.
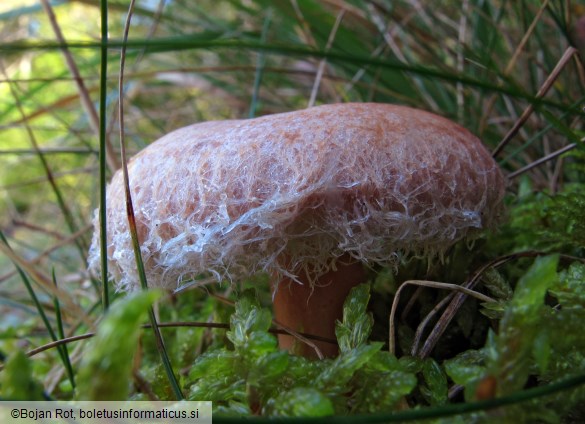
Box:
(272, 256, 366, 358)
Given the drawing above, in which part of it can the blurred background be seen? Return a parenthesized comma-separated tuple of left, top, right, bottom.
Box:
(0, 0, 584, 409)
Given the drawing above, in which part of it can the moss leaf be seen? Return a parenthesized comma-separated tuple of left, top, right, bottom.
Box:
(335, 284, 373, 353)
(269, 387, 334, 417)
(0, 350, 46, 400)
(76, 290, 162, 400)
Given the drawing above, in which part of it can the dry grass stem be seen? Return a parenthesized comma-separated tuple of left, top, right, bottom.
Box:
(492, 47, 579, 158)
(39, 0, 119, 172)
(308, 8, 346, 107)
(389, 279, 495, 356)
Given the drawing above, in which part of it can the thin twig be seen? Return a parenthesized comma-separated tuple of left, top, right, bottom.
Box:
(365, 3, 439, 111)
(415, 253, 533, 358)
(272, 320, 325, 360)
(39, 0, 118, 172)
(389, 280, 495, 356)
(415, 251, 585, 358)
(410, 294, 456, 356)
(478, 0, 551, 134)
(504, 0, 550, 76)
(492, 47, 578, 158)
(10, 219, 68, 240)
(507, 139, 583, 180)
(308, 9, 346, 108)
(0, 321, 337, 370)
(191, 291, 334, 357)
(105, 0, 168, 146)
(291, 0, 339, 101)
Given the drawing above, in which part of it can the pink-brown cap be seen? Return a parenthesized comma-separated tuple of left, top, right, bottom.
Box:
(88, 103, 505, 291)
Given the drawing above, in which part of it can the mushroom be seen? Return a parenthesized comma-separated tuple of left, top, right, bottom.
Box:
(88, 103, 505, 358)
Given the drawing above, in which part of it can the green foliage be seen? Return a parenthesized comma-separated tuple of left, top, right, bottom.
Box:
(441, 256, 585, 422)
(493, 182, 585, 255)
(187, 285, 417, 416)
(335, 283, 373, 352)
(0, 350, 46, 400)
(421, 359, 449, 406)
(269, 388, 334, 417)
(182, 266, 585, 420)
(444, 349, 486, 390)
(539, 186, 585, 253)
(76, 290, 162, 400)
(489, 255, 560, 395)
(479, 268, 514, 320)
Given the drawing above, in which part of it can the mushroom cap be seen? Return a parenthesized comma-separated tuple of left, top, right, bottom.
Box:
(88, 103, 505, 291)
